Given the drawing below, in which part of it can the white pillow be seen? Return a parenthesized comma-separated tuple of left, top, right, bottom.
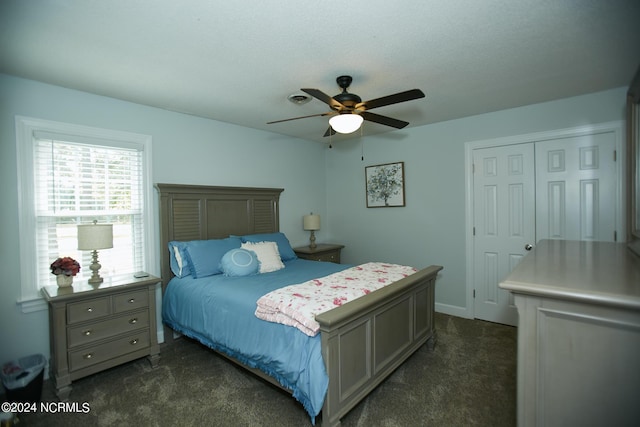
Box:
(173, 246, 186, 275)
(241, 241, 284, 273)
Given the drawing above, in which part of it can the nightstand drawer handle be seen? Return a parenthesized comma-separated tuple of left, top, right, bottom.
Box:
(128, 298, 135, 304)
(83, 330, 92, 336)
(83, 353, 93, 360)
(86, 307, 93, 313)
(130, 339, 138, 345)
(129, 318, 138, 324)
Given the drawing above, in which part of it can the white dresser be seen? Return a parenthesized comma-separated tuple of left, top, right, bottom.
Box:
(499, 240, 640, 427)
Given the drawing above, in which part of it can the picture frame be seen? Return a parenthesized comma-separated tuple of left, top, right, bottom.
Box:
(365, 161, 405, 207)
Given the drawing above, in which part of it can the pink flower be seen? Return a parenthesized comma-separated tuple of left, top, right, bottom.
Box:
(333, 297, 347, 306)
(50, 257, 81, 276)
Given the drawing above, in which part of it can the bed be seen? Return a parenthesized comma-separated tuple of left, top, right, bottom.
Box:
(156, 183, 443, 426)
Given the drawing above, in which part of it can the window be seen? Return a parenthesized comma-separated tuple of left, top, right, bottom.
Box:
(16, 117, 155, 311)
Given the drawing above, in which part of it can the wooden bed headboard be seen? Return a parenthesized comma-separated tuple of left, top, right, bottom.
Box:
(155, 183, 284, 290)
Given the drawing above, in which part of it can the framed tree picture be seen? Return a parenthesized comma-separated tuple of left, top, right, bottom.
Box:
(365, 161, 405, 207)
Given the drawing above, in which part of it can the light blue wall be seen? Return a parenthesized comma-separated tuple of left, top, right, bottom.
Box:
(0, 72, 628, 369)
(325, 87, 627, 316)
(0, 74, 326, 366)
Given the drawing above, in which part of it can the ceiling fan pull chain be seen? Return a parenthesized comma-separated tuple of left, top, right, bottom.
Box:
(361, 125, 364, 161)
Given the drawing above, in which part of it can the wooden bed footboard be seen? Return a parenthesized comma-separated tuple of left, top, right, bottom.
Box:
(316, 264, 443, 427)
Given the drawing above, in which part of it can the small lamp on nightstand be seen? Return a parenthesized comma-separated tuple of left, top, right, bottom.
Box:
(303, 213, 320, 249)
(78, 220, 113, 284)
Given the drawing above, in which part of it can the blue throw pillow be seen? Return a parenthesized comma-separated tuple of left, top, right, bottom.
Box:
(184, 237, 242, 278)
(219, 248, 260, 277)
(239, 232, 297, 261)
(168, 241, 191, 278)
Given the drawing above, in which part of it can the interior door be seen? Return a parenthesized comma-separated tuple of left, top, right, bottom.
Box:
(473, 143, 535, 325)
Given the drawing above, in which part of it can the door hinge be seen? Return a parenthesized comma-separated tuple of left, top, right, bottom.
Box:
(614, 150, 617, 162)
(614, 230, 617, 242)
(473, 289, 476, 298)
(472, 163, 475, 173)
(473, 226, 476, 236)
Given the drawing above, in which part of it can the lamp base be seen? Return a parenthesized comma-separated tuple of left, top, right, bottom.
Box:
(88, 249, 104, 284)
(309, 230, 317, 250)
(88, 276, 103, 285)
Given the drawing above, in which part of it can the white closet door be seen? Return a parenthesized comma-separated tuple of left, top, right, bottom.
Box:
(535, 132, 617, 242)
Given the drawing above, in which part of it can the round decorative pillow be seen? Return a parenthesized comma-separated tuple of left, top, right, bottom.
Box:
(219, 248, 260, 276)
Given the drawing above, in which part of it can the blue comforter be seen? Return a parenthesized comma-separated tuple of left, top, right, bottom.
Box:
(162, 258, 350, 422)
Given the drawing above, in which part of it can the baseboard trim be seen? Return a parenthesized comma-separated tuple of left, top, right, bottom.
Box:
(435, 302, 471, 319)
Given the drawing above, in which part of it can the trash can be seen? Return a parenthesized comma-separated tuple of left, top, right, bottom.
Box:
(0, 410, 18, 427)
(1, 354, 46, 404)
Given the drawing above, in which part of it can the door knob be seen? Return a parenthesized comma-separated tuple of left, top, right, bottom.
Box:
(525, 244, 533, 251)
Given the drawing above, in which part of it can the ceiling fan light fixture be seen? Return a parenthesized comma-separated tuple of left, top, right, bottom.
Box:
(329, 113, 363, 134)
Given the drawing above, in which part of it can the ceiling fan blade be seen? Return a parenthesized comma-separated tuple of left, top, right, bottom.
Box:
(323, 126, 337, 137)
(267, 112, 332, 124)
(360, 111, 409, 129)
(301, 88, 345, 110)
(357, 89, 425, 110)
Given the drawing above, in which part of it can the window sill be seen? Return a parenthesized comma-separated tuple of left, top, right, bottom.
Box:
(17, 295, 47, 314)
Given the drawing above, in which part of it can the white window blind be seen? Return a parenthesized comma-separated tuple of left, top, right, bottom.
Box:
(34, 136, 146, 287)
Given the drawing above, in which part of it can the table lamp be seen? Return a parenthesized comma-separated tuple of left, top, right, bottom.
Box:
(303, 213, 320, 249)
(78, 220, 113, 284)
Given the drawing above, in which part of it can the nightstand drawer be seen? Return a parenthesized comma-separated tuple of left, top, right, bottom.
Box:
(69, 330, 151, 371)
(67, 297, 110, 324)
(312, 252, 340, 263)
(67, 309, 150, 348)
(294, 244, 344, 264)
(113, 290, 148, 313)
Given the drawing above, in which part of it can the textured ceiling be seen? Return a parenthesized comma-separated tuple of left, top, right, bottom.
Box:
(1, 0, 639, 144)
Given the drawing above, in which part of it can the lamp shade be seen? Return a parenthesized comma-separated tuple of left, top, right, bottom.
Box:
(329, 113, 364, 134)
(303, 214, 320, 231)
(77, 223, 113, 250)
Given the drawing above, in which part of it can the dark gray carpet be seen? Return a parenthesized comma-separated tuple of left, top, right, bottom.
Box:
(10, 313, 516, 426)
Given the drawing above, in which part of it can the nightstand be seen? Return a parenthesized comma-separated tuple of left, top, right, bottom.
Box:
(294, 244, 344, 264)
(41, 274, 161, 400)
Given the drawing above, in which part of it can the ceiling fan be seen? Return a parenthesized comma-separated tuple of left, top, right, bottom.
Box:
(267, 75, 425, 137)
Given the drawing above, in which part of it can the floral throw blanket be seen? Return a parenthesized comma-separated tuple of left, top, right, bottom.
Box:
(255, 262, 417, 336)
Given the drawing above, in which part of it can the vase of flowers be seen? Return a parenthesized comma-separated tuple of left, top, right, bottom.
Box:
(50, 257, 81, 287)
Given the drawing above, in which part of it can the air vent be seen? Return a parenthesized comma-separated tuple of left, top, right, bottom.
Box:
(288, 94, 311, 105)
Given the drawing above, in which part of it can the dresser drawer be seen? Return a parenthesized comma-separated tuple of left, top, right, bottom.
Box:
(113, 289, 148, 313)
(67, 297, 110, 324)
(67, 309, 150, 348)
(69, 330, 151, 371)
